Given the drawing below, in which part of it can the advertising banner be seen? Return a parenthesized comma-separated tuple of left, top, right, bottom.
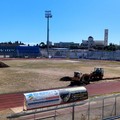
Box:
(24, 90, 61, 110)
(24, 86, 88, 110)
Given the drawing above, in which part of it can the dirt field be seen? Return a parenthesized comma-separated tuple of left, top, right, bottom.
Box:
(0, 58, 120, 120)
(0, 58, 120, 94)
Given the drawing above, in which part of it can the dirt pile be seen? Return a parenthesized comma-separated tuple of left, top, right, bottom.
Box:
(0, 61, 9, 68)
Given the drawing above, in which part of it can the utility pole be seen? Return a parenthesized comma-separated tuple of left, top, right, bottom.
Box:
(45, 10, 52, 58)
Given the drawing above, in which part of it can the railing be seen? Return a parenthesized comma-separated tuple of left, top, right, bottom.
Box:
(6, 93, 120, 120)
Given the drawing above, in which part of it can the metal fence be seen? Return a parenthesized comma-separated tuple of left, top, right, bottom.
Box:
(6, 94, 120, 120)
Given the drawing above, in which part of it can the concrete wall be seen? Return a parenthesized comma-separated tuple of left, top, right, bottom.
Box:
(50, 49, 120, 61)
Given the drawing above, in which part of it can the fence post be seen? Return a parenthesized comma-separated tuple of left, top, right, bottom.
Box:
(72, 104, 75, 120)
(54, 106, 57, 120)
(102, 98, 104, 119)
(34, 109, 37, 120)
(114, 96, 117, 116)
(88, 100, 90, 120)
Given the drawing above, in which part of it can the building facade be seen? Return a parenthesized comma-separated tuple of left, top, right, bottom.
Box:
(54, 42, 80, 48)
(0, 46, 41, 58)
(81, 29, 108, 48)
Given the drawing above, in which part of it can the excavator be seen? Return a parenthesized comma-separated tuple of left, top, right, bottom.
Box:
(60, 68, 104, 86)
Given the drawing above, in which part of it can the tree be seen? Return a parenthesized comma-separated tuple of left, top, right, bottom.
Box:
(8, 41, 12, 45)
(39, 42, 47, 48)
(104, 43, 117, 51)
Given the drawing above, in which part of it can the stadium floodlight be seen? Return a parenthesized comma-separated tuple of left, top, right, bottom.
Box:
(45, 10, 52, 58)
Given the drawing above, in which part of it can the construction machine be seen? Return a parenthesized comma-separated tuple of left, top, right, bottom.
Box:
(60, 68, 104, 86)
(89, 68, 104, 81)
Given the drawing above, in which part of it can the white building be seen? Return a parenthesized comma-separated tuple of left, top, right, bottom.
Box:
(54, 42, 80, 48)
(81, 29, 108, 48)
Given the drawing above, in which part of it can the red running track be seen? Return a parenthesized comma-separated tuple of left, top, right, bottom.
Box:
(0, 81, 120, 111)
(0, 93, 24, 110)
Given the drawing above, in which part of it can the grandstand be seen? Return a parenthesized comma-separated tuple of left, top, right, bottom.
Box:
(0, 46, 41, 58)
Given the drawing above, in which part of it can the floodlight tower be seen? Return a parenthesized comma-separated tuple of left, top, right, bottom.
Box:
(45, 10, 52, 57)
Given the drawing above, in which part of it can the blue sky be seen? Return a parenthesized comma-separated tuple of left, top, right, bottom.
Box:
(0, 0, 120, 45)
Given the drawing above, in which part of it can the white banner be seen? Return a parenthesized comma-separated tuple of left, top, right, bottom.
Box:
(24, 86, 88, 110)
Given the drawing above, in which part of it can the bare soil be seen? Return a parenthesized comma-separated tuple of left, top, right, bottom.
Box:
(0, 58, 120, 120)
(0, 59, 120, 94)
